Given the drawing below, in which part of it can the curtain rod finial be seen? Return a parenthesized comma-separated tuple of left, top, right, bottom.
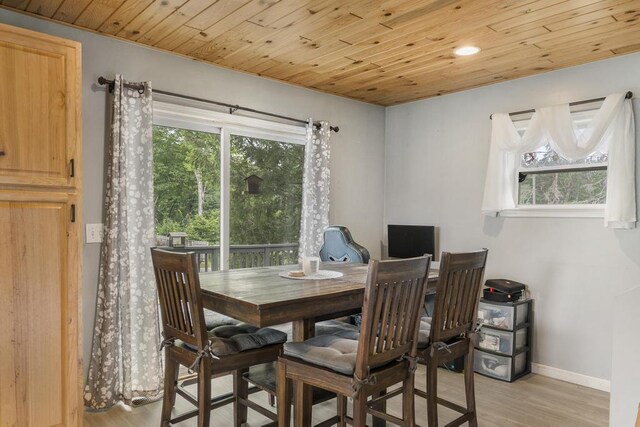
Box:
(98, 76, 115, 93)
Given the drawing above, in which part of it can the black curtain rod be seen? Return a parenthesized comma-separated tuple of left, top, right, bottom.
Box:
(97, 76, 339, 133)
(489, 91, 633, 120)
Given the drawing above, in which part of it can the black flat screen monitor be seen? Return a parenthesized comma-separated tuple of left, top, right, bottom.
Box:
(387, 225, 438, 260)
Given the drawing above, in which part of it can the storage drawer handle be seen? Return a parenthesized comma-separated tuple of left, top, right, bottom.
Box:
(71, 204, 76, 223)
(0, 150, 5, 156)
(70, 158, 75, 177)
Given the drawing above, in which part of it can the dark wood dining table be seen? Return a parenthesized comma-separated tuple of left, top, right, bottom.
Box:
(199, 262, 439, 427)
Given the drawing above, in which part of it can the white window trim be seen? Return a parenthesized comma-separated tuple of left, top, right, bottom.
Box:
(500, 204, 605, 218)
(152, 99, 307, 269)
(513, 164, 608, 217)
(508, 105, 607, 218)
(153, 100, 307, 145)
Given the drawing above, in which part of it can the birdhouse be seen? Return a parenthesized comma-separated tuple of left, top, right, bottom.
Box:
(168, 231, 187, 248)
(244, 174, 263, 195)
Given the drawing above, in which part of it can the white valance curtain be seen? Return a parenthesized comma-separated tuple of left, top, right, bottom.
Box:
(482, 93, 636, 229)
(299, 120, 331, 258)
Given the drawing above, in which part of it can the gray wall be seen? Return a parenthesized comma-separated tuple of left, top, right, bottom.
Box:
(0, 8, 386, 378)
(385, 53, 640, 382)
(610, 286, 640, 426)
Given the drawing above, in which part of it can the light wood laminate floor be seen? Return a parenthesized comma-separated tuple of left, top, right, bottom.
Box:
(84, 366, 609, 427)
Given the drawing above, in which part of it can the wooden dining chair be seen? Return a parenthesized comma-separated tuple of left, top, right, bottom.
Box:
(415, 250, 488, 427)
(151, 248, 288, 427)
(277, 255, 431, 427)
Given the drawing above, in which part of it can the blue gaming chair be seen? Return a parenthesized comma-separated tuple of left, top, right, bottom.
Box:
(319, 226, 370, 264)
(319, 226, 370, 327)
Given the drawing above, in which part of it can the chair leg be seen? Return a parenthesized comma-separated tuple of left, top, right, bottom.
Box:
(162, 352, 178, 427)
(352, 394, 367, 427)
(171, 363, 180, 407)
(269, 393, 276, 407)
(233, 368, 249, 427)
(337, 395, 348, 427)
(426, 358, 438, 427)
(277, 359, 291, 427)
(403, 376, 416, 427)
(372, 388, 387, 427)
(198, 359, 212, 427)
(464, 345, 478, 427)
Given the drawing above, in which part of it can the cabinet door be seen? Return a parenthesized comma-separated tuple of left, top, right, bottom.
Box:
(0, 194, 81, 427)
(0, 24, 80, 188)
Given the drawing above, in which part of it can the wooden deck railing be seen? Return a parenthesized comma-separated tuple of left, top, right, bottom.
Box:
(161, 243, 299, 271)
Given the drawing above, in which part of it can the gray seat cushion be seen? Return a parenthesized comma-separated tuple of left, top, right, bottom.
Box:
(315, 320, 360, 340)
(284, 334, 359, 375)
(203, 309, 238, 330)
(271, 320, 360, 342)
(269, 323, 293, 340)
(184, 323, 287, 356)
(243, 363, 335, 402)
(418, 316, 432, 349)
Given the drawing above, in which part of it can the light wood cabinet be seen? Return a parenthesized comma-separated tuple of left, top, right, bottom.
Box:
(0, 24, 82, 427)
(0, 23, 80, 188)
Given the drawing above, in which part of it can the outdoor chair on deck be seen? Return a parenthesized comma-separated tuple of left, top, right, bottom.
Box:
(151, 248, 287, 427)
(277, 256, 431, 427)
(415, 249, 488, 427)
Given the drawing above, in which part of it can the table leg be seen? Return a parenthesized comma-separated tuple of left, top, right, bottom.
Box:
(292, 319, 315, 427)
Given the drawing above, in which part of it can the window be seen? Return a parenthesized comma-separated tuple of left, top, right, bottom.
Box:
(229, 134, 303, 268)
(152, 101, 306, 270)
(509, 105, 607, 216)
(154, 126, 221, 244)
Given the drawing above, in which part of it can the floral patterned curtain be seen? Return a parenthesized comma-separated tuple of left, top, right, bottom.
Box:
(84, 74, 163, 409)
(299, 120, 331, 258)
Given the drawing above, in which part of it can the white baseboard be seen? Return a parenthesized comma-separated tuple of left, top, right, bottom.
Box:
(531, 363, 610, 392)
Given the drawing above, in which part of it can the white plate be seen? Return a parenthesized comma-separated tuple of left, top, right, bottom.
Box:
(279, 270, 344, 280)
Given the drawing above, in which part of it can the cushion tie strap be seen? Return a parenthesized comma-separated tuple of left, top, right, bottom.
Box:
(430, 341, 452, 357)
(187, 341, 218, 373)
(158, 337, 175, 352)
(351, 370, 376, 397)
(473, 320, 483, 334)
(399, 354, 419, 374)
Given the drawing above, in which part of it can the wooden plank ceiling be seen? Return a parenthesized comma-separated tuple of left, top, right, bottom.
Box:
(2, 0, 640, 105)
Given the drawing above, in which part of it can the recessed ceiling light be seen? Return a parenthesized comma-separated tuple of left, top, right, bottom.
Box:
(454, 46, 481, 56)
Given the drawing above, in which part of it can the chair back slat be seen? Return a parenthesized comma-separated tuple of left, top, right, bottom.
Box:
(161, 269, 180, 331)
(367, 282, 388, 356)
(356, 256, 431, 379)
(151, 249, 208, 349)
(402, 279, 423, 344)
(172, 271, 189, 333)
(391, 280, 411, 348)
(165, 270, 184, 332)
(431, 250, 488, 343)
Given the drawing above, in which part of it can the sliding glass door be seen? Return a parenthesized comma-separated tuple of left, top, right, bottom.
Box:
(229, 134, 304, 269)
(153, 125, 222, 269)
(152, 103, 306, 271)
